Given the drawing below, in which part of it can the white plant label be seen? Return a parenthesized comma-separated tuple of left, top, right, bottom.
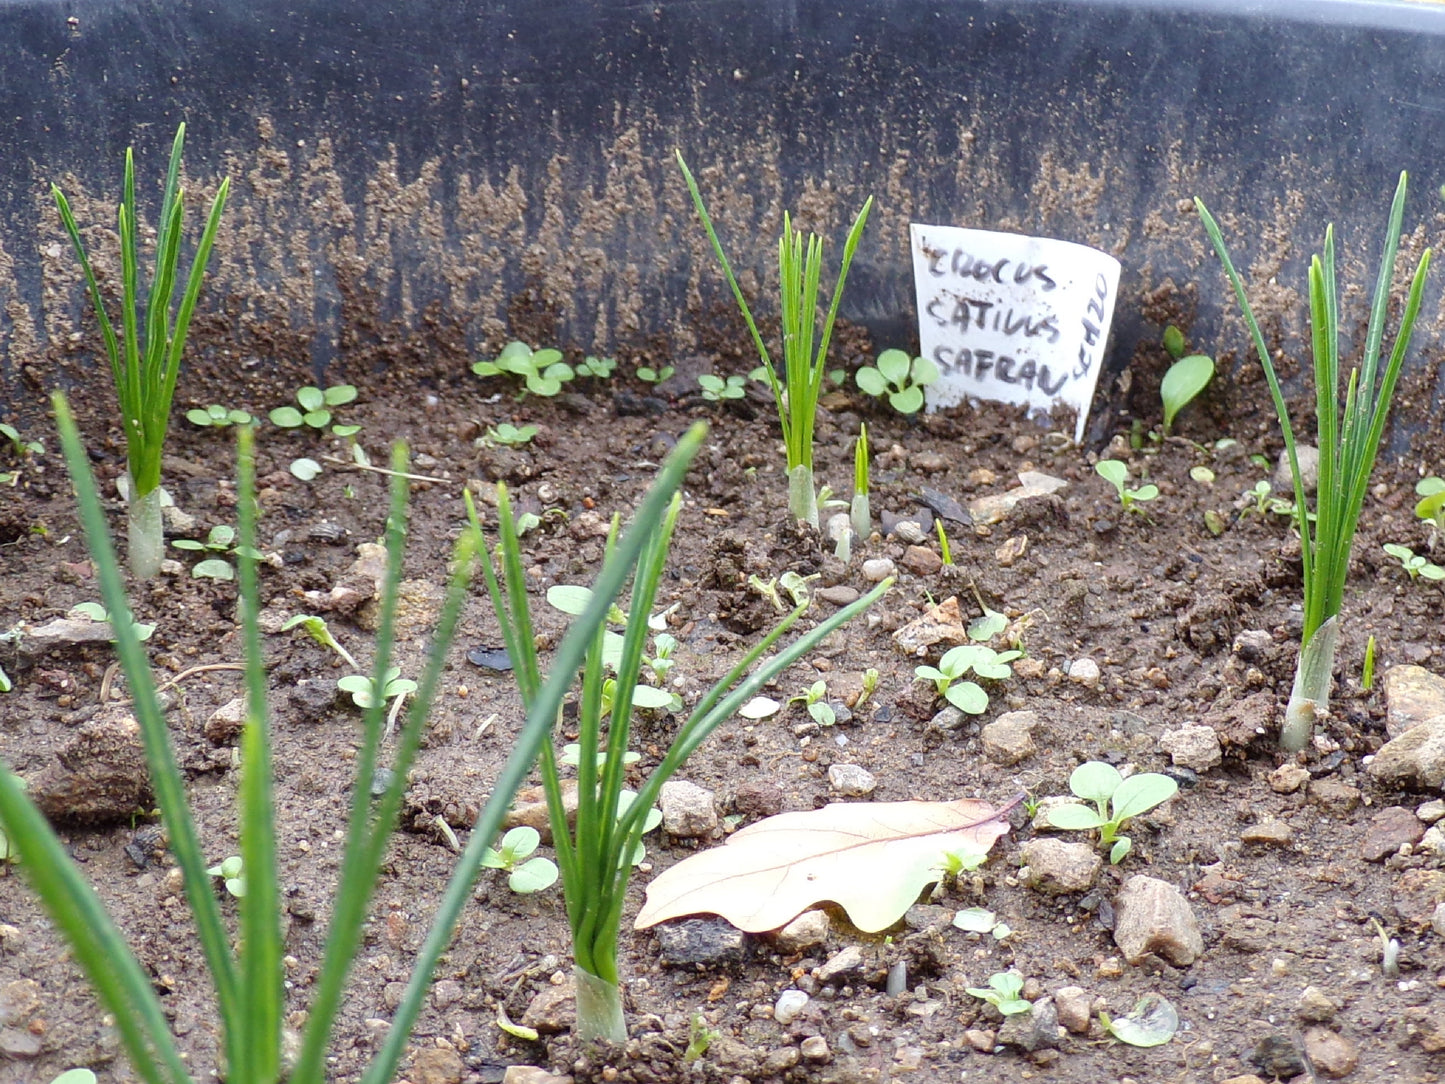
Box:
(910, 224, 1120, 442)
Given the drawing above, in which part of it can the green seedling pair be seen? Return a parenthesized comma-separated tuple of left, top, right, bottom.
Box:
(1383, 543, 1445, 581)
(473, 341, 575, 396)
(966, 971, 1031, 1016)
(1095, 460, 1158, 515)
(481, 826, 559, 895)
(1048, 761, 1178, 864)
(855, 349, 939, 414)
(915, 639, 1021, 715)
(269, 384, 359, 436)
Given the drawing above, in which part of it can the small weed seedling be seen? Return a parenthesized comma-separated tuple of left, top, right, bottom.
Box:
(473, 342, 575, 397)
(207, 856, 244, 898)
(684, 1013, 721, 1063)
(1383, 543, 1445, 581)
(698, 373, 748, 401)
(855, 349, 940, 414)
(790, 679, 836, 726)
(480, 423, 538, 447)
(966, 971, 1031, 1016)
(1095, 460, 1158, 515)
(269, 385, 360, 436)
(1362, 634, 1378, 691)
(851, 424, 871, 543)
(186, 404, 253, 428)
(577, 355, 617, 380)
(69, 602, 155, 643)
(1159, 327, 1215, 435)
(914, 643, 1022, 715)
(1416, 477, 1445, 532)
(635, 362, 674, 386)
(281, 613, 360, 669)
(1048, 761, 1178, 863)
(857, 667, 880, 708)
(645, 632, 678, 683)
(0, 423, 43, 457)
(481, 826, 559, 894)
(337, 666, 416, 710)
(172, 524, 266, 581)
(935, 519, 954, 565)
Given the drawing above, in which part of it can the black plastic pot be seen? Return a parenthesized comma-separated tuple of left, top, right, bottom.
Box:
(2, 0, 1444, 439)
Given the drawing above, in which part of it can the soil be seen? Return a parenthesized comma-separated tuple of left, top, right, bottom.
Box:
(3, 328, 1445, 1084)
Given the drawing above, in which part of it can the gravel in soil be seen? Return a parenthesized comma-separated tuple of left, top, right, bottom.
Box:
(3, 365, 1445, 1084)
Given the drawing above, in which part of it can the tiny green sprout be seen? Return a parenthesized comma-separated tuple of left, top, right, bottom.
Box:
(577, 355, 617, 379)
(1383, 542, 1445, 581)
(68, 602, 155, 642)
(1048, 761, 1178, 864)
(684, 1012, 720, 1062)
(513, 511, 541, 536)
(646, 632, 677, 683)
(851, 424, 871, 542)
(0, 423, 44, 456)
(1189, 466, 1215, 485)
(191, 558, 234, 581)
(1021, 794, 1041, 819)
(1362, 634, 1377, 692)
(48, 1070, 98, 1084)
(965, 971, 1031, 1016)
(635, 362, 675, 385)
(855, 349, 940, 414)
(481, 826, 559, 894)
(495, 1005, 539, 1041)
(0, 662, 11, 694)
(289, 457, 323, 481)
(173, 524, 236, 552)
(337, 666, 417, 709)
(473, 342, 575, 397)
(206, 855, 245, 897)
(1415, 477, 1445, 531)
(913, 643, 1022, 715)
(269, 384, 358, 432)
(1159, 328, 1215, 435)
(698, 373, 748, 401)
(937, 846, 988, 878)
(856, 667, 880, 708)
(1095, 459, 1158, 514)
(935, 519, 954, 566)
(790, 679, 836, 726)
(186, 404, 252, 428)
(1203, 509, 1226, 536)
(281, 613, 360, 669)
(481, 422, 538, 447)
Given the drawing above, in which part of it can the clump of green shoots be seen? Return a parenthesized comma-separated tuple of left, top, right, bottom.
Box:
(677, 151, 871, 527)
(855, 349, 939, 414)
(480, 422, 538, 447)
(1048, 761, 1178, 864)
(1197, 172, 1430, 751)
(914, 642, 1022, 715)
(52, 123, 230, 579)
(577, 355, 617, 380)
(1159, 326, 1215, 435)
(471, 426, 890, 1041)
(1095, 460, 1158, 515)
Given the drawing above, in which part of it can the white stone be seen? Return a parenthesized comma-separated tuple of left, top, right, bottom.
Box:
(774, 910, 830, 952)
(774, 989, 810, 1024)
(1067, 657, 1101, 687)
(827, 763, 877, 798)
(1159, 724, 1222, 772)
(861, 558, 895, 583)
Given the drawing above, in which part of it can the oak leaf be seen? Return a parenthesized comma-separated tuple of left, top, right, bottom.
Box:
(635, 795, 1017, 933)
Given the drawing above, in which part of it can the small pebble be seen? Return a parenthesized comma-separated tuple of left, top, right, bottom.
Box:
(774, 910, 830, 952)
(827, 763, 877, 797)
(1067, 657, 1101, 687)
(861, 558, 895, 583)
(1267, 764, 1310, 794)
(1241, 821, 1294, 848)
(1297, 985, 1339, 1023)
(964, 1028, 996, 1052)
(1417, 798, 1445, 824)
(774, 989, 810, 1024)
(815, 945, 864, 982)
(800, 1035, 830, 1062)
(817, 585, 861, 607)
(1303, 1026, 1358, 1079)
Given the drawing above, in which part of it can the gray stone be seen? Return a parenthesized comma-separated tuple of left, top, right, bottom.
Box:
(1359, 806, 1425, 862)
(1368, 715, 1445, 790)
(1232, 629, 1274, 661)
(1267, 764, 1310, 794)
(816, 585, 860, 607)
(927, 705, 969, 734)
(660, 779, 718, 838)
(827, 763, 877, 798)
(1384, 665, 1445, 738)
(1297, 986, 1339, 1024)
(655, 917, 748, 967)
(981, 711, 1039, 766)
(997, 998, 1060, 1052)
(1112, 875, 1204, 966)
(1418, 825, 1445, 859)
(1053, 986, 1092, 1034)
(521, 977, 575, 1034)
(1273, 443, 1319, 495)
(774, 909, 830, 952)
(1432, 902, 1445, 939)
(1159, 724, 1222, 773)
(815, 945, 864, 983)
(774, 989, 810, 1024)
(0, 1027, 41, 1058)
(824, 512, 851, 544)
(1020, 838, 1102, 895)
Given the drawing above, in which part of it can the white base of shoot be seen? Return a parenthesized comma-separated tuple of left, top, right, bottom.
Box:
(788, 464, 818, 529)
(574, 964, 627, 1044)
(127, 484, 164, 581)
(1282, 615, 1339, 753)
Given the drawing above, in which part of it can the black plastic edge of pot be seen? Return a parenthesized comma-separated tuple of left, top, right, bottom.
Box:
(1, 0, 1443, 448)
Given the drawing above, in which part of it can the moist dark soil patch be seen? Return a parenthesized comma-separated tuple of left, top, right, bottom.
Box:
(3, 357, 1445, 1084)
